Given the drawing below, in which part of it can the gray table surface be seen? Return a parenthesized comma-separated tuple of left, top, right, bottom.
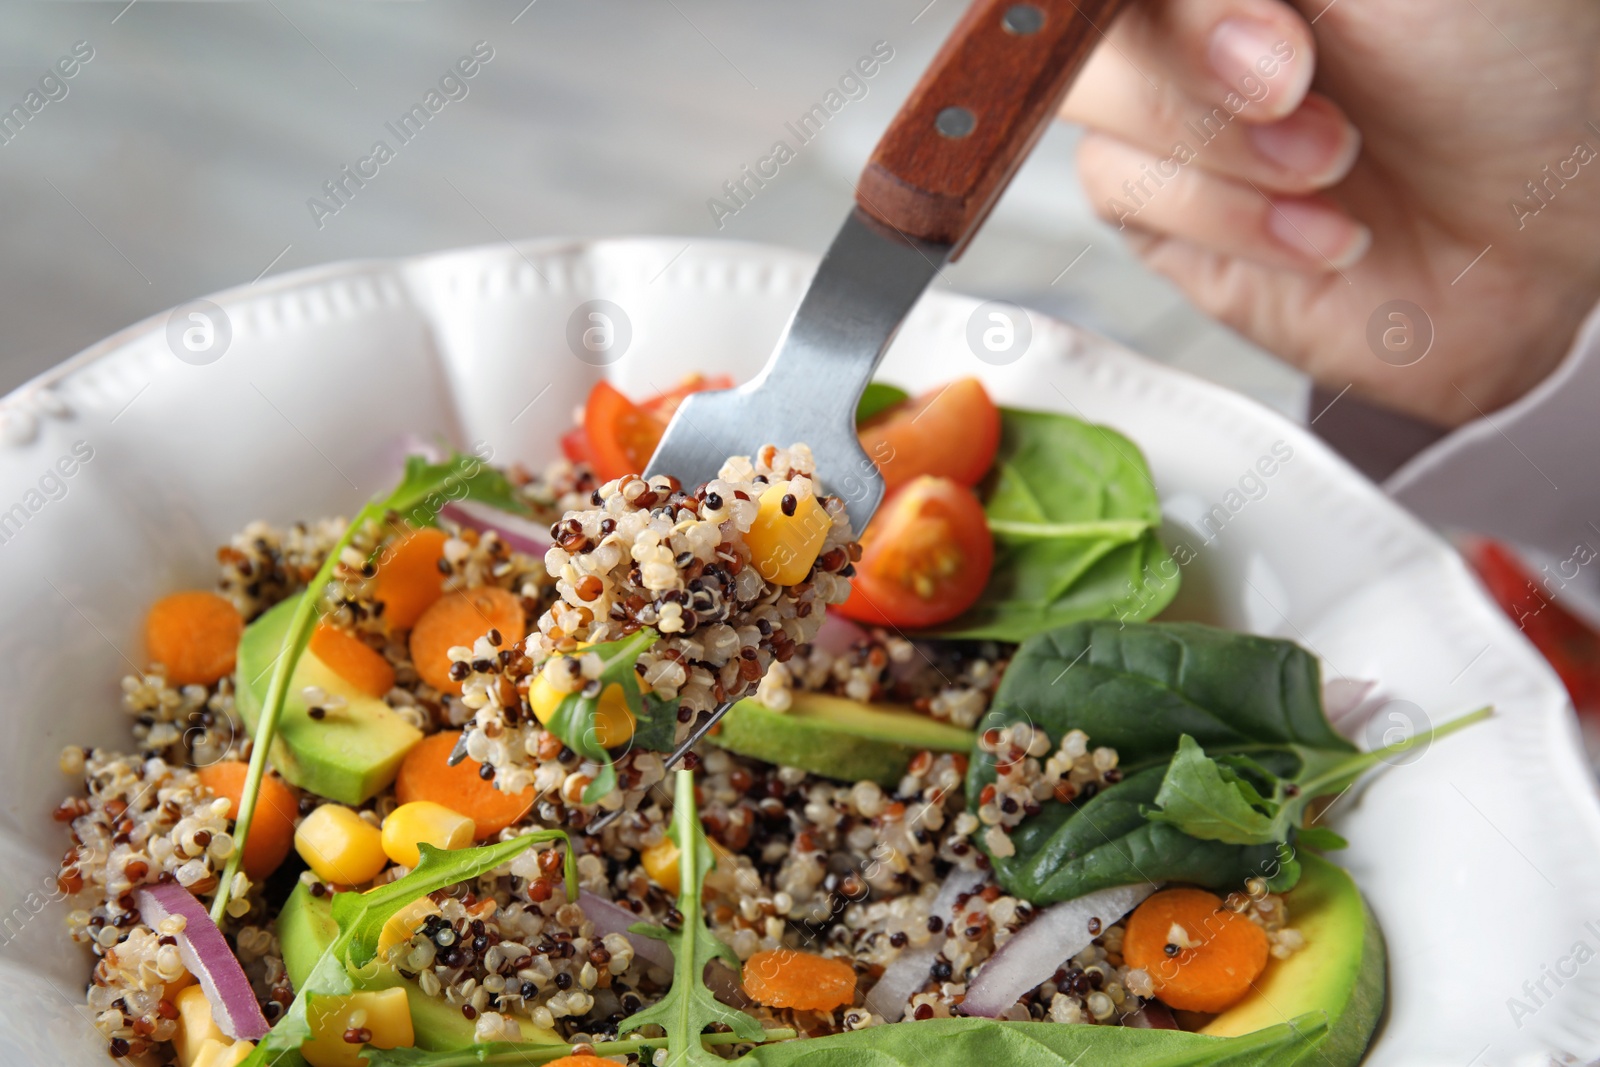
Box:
(0, 0, 1306, 417)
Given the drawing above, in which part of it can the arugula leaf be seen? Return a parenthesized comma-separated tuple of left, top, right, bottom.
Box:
(211, 447, 537, 921)
(856, 381, 910, 423)
(616, 769, 766, 1065)
(1148, 709, 1492, 849)
(241, 831, 575, 1067)
(386, 451, 533, 525)
(543, 629, 673, 804)
(736, 1014, 1331, 1067)
(1146, 736, 1281, 845)
(938, 408, 1179, 643)
(213, 449, 529, 921)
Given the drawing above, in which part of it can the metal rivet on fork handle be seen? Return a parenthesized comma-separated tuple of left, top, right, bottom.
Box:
(935, 106, 976, 138)
(1001, 3, 1045, 34)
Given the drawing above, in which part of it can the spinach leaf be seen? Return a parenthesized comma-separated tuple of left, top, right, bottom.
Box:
(990, 765, 1295, 903)
(971, 621, 1338, 903)
(975, 621, 1352, 774)
(736, 1014, 1330, 1067)
(543, 628, 673, 803)
(973, 620, 1490, 905)
(616, 769, 767, 1065)
(857, 382, 910, 423)
(214, 448, 529, 922)
(241, 831, 576, 1067)
(938, 408, 1179, 643)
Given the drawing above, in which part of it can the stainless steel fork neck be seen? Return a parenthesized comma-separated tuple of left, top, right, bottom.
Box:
(746, 210, 950, 531)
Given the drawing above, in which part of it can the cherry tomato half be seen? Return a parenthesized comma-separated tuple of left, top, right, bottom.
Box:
(858, 377, 1002, 496)
(834, 475, 993, 630)
(575, 375, 734, 482)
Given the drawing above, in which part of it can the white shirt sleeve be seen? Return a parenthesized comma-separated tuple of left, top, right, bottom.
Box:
(1386, 298, 1600, 562)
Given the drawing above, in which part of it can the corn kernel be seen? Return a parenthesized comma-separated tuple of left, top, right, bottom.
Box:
(300, 988, 414, 1067)
(377, 896, 442, 961)
(173, 985, 225, 1067)
(529, 673, 568, 723)
(640, 837, 736, 895)
(744, 480, 831, 586)
(381, 801, 475, 868)
(294, 804, 388, 885)
(191, 1037, 255, 1067)
(641, 837, 680, 894)
(591, 683, 636, 747)
(531, 672, 635, 748)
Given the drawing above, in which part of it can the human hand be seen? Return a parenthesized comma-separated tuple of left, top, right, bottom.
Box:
(1062, 0, 1600, 426)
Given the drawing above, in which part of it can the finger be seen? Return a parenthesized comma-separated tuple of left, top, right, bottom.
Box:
(1063, 61, 1361, 195)
(1120, 229, 1339, 386)
(1065, 0, 1316, 126)
(1078, 133, 1372, 272)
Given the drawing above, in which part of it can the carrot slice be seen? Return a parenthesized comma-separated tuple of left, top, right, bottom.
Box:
(409, 587, 526, 695)
(308, 622, 396, 698)
(196, 761, 298, 880)
(742, 948, 857, 1011)
(145, 591, 244, 687)
(1122, 887, 1270, 1013)
(540, 1058, 600, 1067)
(372, 527, 451, 631)
(395, 732, 534, 839)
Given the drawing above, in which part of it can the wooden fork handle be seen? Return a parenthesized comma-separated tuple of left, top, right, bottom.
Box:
(858, 0, 1130, 253)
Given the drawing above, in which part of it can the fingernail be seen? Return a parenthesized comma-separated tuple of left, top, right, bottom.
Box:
(1267, 199, 1372, 269)
(1248, 102, 1361, 185)
(1208, 19, 1305, 118)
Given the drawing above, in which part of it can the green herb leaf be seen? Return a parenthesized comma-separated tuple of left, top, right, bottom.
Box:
(1145, 735, 1282, 845)
(388, 451, 533, 524)
(542, 629, 669, 804)
(855, 381, 910, 424)
(213, 450, 530, 921)
(736, 1014, 1331, 1067)
(241, 830, 575, 1067)
(632, 691, 682, 753)
(937, 408, 1179, 643)
(616, 770, 766, 1065)
(1294, 825, 1349, 851)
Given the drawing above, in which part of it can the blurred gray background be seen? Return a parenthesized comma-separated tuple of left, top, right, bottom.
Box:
(0, 0, 1305, 417)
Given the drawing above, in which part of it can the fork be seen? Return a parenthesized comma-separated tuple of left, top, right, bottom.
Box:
(588, 0, 1129, 832)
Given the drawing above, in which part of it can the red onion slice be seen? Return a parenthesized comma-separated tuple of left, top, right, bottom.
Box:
(578, 890, 674, 970)
(961, 882, 1157, 1019)
(811, 613, 870, 657)
(1323, 678, 1384, 742)
(1125, 1002, 1178, 1028)
(862, 866, 986, 1021)
(387, 433, 447, 469)
(135, 884, 269, 1041)
(441, 501, 551, 559)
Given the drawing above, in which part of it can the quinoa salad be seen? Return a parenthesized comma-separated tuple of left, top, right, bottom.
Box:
(51, 374, 1482, 1067)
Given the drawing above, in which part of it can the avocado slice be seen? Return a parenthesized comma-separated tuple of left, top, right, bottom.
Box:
(236, 597, 422, 805)
(1201, 852, 1386, 1064)
(706, 692, 973, 785)
(277, 881, 561, 1049)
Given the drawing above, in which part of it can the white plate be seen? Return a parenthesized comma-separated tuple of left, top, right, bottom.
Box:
(0, 239, 1594, 1066)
